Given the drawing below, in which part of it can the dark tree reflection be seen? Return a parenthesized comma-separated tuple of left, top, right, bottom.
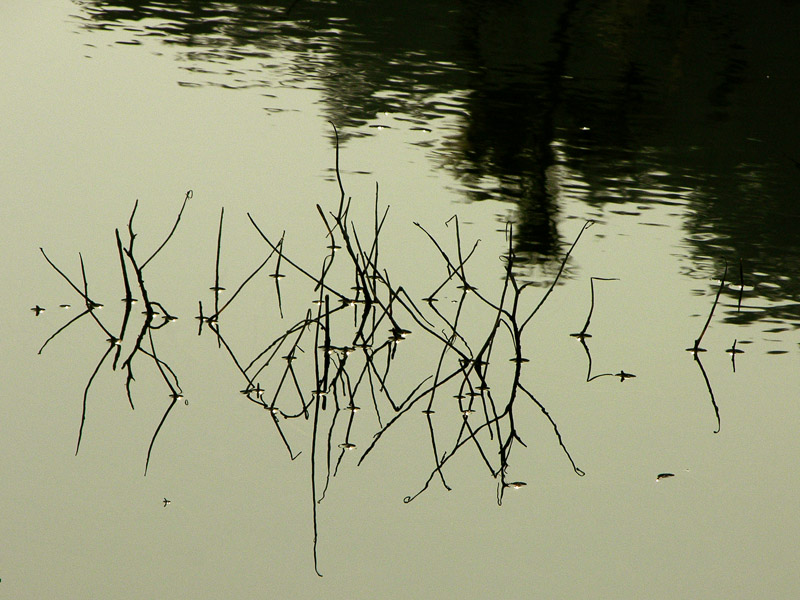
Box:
(73, 0, 800, 320)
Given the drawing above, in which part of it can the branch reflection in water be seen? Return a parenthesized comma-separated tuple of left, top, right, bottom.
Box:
(36, 129, 738, 575)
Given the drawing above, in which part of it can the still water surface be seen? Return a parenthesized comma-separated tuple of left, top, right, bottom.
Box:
(2, 1, 800, 598)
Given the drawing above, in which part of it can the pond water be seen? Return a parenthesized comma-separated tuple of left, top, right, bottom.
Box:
(3, 1, 800, 598)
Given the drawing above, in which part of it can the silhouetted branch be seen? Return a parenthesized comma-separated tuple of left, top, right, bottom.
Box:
(692, 351, 721, 433)
(520, 220, 594, 332)
(75, 342, 115, 455)
(687, 261, 727, 354)
(141, 190, 192, 270)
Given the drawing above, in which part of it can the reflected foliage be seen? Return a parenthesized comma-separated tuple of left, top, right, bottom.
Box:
(71, 0, 800, 321)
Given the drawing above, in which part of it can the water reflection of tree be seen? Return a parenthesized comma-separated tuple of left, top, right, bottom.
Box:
(74, 0, 800, 318)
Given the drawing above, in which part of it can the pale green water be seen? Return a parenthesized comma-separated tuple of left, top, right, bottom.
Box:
(2, 1, 800, 598)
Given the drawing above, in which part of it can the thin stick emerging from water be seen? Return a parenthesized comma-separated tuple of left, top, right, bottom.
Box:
(571, 277, 618, 339)
(141, 190, 192, 270)
(212, 207, 225, 347)
(687, 261, 727, 353)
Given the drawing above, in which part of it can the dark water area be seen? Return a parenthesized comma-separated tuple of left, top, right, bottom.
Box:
(74, 0, 800, 320)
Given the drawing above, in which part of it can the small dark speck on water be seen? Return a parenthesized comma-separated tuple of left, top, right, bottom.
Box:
(656, 473, 675, 480)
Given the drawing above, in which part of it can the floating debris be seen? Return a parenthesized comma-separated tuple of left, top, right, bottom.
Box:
(505, 481, 527, 489)
(685, 345, 707, 353)
(615, 370, 636, 382)
(240, 384, 264, 398)
(389, 327, 411, 341)
(725, 341, 744, 355)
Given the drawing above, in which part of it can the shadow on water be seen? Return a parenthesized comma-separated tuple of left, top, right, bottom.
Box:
(71, 0, 800, 315)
